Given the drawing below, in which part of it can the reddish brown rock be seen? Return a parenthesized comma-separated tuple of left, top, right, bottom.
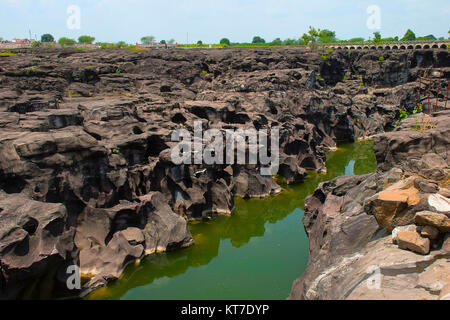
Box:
(397, 231, 430, 255)
(415, 211, 450, 233)
(364, 177, 422, 231)
(420, 226, 440, 240)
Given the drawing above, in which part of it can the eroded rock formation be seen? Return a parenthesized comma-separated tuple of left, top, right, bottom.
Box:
(289, 111, 450, 300)
(0, 47, 448, 298)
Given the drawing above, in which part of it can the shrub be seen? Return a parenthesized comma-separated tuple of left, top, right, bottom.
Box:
(271, 38, 282, 46)
(252, 36, 265, 44)
(141, 36, 155, 44)
(58, 37, 76, 46)
(78, 35, 95, 44)
(41, 34, 54, 42)
(220, 38, 231, 46)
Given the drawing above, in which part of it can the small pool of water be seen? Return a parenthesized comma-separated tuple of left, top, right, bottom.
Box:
(86, 140, 377, 300)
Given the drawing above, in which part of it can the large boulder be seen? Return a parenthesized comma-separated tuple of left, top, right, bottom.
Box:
(415, 211, 450, 233)
(0, 192, 77, 299)
(75, 192, 193, 292)
(397, 231, 430, 255)
(364, 177, 423, 231)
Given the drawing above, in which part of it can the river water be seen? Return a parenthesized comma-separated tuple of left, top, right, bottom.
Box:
(86, 140, 377, 300)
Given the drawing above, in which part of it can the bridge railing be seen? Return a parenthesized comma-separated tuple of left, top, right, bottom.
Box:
(319, 39, 450, 47)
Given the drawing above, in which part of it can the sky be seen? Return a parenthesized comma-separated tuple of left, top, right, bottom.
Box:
(0, 0, 449, 43)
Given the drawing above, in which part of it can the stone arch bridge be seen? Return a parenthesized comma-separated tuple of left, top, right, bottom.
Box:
(322, 40, 449, 51)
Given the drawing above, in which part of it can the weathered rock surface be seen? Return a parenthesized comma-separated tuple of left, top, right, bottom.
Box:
(0, 192, 77, 299)
(290, 110, 450, 300)
(0, 47, 448, 298)
(397, 231, 430, 255)
(415, 211, 450, 232)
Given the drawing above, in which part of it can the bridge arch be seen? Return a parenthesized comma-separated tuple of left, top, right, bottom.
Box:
(318, 41, 449, 51)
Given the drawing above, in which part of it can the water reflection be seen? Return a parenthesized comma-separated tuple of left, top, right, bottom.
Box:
(86, 141, 376, 300)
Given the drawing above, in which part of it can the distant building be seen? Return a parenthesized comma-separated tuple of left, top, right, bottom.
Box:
(11, 39, 33, 44)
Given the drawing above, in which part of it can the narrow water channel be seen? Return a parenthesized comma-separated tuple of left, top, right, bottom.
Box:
(86, 140, 377, 300)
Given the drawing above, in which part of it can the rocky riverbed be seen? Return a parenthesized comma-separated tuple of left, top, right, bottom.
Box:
(289, 110, 450, 300)
(0, 47, 448, 299)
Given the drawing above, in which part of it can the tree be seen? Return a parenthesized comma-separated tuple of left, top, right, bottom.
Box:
(401, 29, 416, 41)
(318, 29, 336, 43)
(347, 37, 365, 43)
(168, 39, 176, 45)
(381, 36, 398, 42)
(141, 36, 155, 44)
(283, 38, 298, 46)
(416, 34, 437, 41)
(271, 38, 282, 45)
(197, 40, 203, 45)
(373, 32, 381, 43)
(78, 35, 95, 44)
(41, 34, 54, 42)
(160, 40, 166, 44)
(220, 38, 230, 46)
(58, 37, 76, 46)
(252, 36, 265, 44)
(302, 26, 320, 46)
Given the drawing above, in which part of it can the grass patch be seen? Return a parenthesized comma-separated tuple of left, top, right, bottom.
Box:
(126, 47, 144, 52)
(0, 51, 17, 56)
(396, 104, 422, 127)
(316, 75, 325, 85)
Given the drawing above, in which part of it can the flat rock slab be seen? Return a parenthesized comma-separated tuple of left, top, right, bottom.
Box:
(428, 194, 450, 214)
(418, 259, 450, 294)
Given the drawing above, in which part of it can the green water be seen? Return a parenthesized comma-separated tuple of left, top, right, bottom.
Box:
(87, 141, 377, 300)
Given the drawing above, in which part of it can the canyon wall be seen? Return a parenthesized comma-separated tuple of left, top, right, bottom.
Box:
(0, 47, 448, 298)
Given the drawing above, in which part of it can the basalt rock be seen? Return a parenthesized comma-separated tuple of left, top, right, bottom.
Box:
(0, 192, 77, 299)
(290, 110, 450, 300)
(0, 48, 448, 298)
